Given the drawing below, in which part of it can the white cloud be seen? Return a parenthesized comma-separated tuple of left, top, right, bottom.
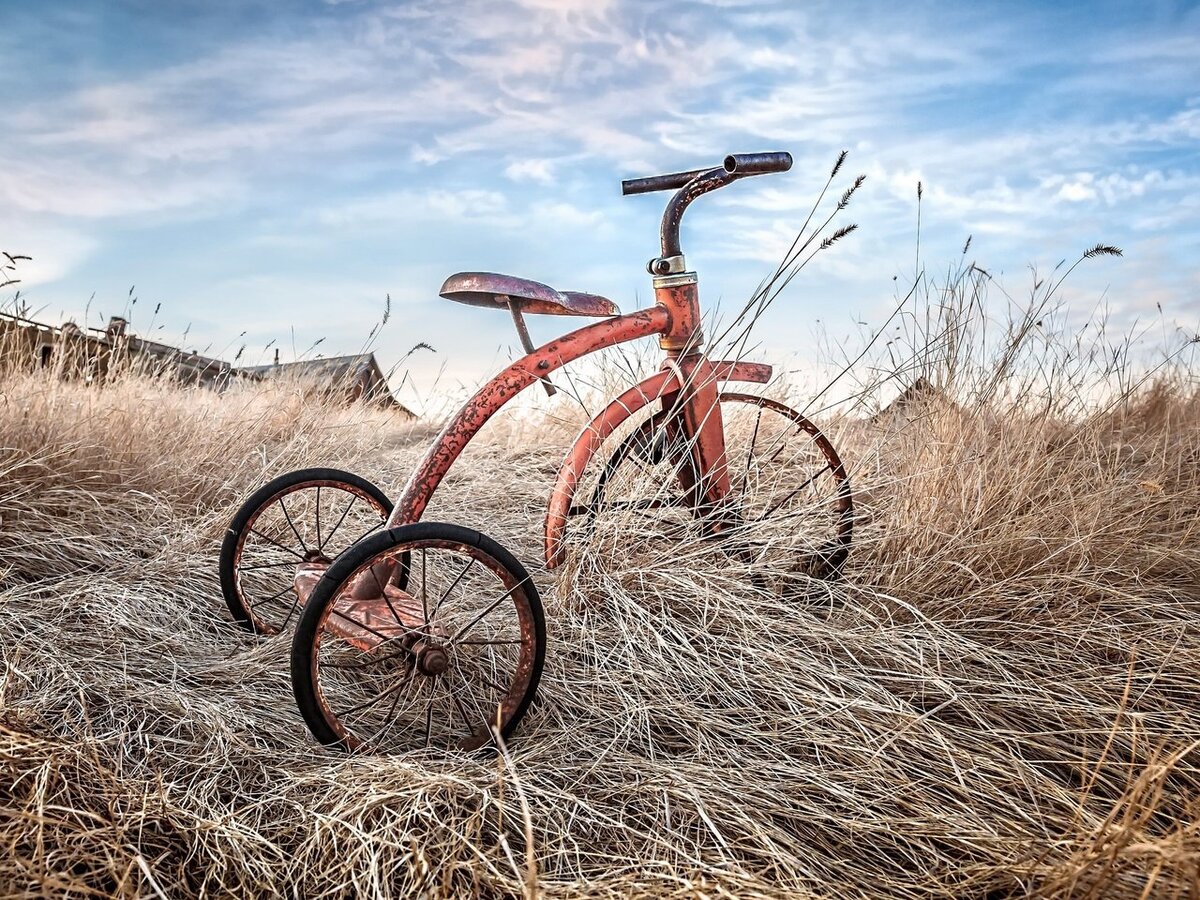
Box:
(504, 159, 557, 184)
(0, 155, 239, 219)
(0, 224, 97, 292)
(411, 145, 443, 165)
(1040, 169, 1195, 209)
(316, 188, 509, 226)
(529, 200, 606, 229)
(1057, 181, 1097, 202)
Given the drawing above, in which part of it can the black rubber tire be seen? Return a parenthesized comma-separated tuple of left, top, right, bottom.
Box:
(290, 521, 546, 754)
(220, 467, 393, 635)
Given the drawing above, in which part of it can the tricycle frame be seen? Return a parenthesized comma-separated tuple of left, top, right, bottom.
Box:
(384, 273, 775, 570)
(386, 152, 807, 553)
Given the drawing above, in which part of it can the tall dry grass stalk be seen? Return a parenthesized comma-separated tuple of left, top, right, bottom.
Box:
(2, 217, 1199, 899)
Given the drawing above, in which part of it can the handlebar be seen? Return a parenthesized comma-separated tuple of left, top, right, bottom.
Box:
(621, 167, 711, 196)
(722, 151, 793, 176)
(622, 151, 793, 261)
(621, 151, 792, 196)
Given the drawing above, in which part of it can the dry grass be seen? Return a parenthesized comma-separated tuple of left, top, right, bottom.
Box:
(3, 242, 1200, 898)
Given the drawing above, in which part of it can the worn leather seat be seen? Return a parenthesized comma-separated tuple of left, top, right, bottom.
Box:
(439, 272, 620, 317)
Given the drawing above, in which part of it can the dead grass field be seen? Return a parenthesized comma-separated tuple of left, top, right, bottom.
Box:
(2, 256, 1200, 899)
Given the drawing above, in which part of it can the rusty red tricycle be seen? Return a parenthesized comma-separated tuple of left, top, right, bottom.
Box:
(219, 151, 854, 754)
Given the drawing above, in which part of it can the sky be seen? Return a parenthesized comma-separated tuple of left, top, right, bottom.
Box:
(3, 0, 1198, 409)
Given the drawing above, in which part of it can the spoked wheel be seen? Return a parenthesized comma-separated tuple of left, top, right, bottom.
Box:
(220, 468, 396, 636)
(569, 393, 853, 579)
(291, 522, 545, 754)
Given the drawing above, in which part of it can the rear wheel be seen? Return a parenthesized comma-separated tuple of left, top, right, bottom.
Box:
(220, 468, 394, 636)
(568, 393, 853, 579)
(291, 522, 545, 754)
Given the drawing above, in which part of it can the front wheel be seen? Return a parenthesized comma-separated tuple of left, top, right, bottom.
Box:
(568, 393, 854, 579)
(291, 522, 546, 754)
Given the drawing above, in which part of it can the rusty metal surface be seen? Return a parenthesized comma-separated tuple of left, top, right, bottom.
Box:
(321, 586, 423, 653)
(291, 555, 426, 652)
(678, 360, 732, 517)
(440, 272, 620, 317)
(622, 152, 790, 198)
(291, 558, 328, 610)
(623, 151, 792, 257)
(659, 166, 730, 258)
(387, 306, 671, 530)
(621, 166, 711, 196)
(560, 291, 620, 316)
(653, 276, 701, 352)
(647, 279, 730, 512)
(509, 304, 557, 397)
(722, 152, 793, 176)
(543, 359, 772, 567)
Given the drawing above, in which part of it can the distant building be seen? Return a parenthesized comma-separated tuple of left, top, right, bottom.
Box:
(0, 310, 415, 416)
(238, 351, 416, 418)
(1, 311, 235, 388)
(869, 377, 946, 423)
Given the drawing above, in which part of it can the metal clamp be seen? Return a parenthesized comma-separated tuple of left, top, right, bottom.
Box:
(646, 254, 687, 276)
(651, 271, 698, 289)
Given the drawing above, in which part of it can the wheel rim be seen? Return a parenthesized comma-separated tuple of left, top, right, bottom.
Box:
(569, 393, 852, 578)
(307, 538, 540, 753)
(233, 481, 392, 635)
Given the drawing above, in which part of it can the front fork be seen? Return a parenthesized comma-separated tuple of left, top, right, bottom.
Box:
(653, 273, 733, 526)
(658, 367, 729, 513)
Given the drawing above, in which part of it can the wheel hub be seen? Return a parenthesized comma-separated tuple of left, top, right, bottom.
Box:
(414, 640, 449, 676)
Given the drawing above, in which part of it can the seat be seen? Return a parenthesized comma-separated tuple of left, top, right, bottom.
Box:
(439, 272, 620, 317)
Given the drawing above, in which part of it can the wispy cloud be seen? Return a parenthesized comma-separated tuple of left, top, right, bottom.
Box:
(4, 0, 1197, 382)
(505, 159, 558, 184)
(315, 189, 510, 226)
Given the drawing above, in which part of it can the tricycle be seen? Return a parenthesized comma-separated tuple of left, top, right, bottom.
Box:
(219, 151, 854, 754)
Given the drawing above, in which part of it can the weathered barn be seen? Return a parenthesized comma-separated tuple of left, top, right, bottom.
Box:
(237, 352, 415, 417)
(0, 312, 235, 387)
(1, 310, 414, 416)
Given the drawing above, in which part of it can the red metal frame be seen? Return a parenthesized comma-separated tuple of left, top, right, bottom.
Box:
(386, 306, 670, 529)
(645, 274, 736, 524)
(233, 150, 827, 753)
(385, 277, 769, 570)
(543, 359, 771, 567)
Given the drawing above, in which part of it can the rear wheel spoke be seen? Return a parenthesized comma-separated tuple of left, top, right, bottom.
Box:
(249, 585, 296, 610)
(322, 495, 358, 550)
(278, 497, 310, 556)
(247, 528, 305, 561)
(239, 558, 301, 572)
(762, 464, 834, 519)
(314, 486, 323, 552)
(223, 472, 394, 638)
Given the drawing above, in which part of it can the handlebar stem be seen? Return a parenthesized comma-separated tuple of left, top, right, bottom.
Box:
(655, 152, 792, 260)
(659, 165, 730, 259)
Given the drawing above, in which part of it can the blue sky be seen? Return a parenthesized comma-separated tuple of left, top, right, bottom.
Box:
(3, 0, 1198, 406)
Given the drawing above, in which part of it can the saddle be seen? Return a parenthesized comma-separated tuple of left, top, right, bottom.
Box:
(439, 272, 620, 317)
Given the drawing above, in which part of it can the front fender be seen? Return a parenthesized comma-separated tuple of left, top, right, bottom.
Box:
(543, 360, 772, 568)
